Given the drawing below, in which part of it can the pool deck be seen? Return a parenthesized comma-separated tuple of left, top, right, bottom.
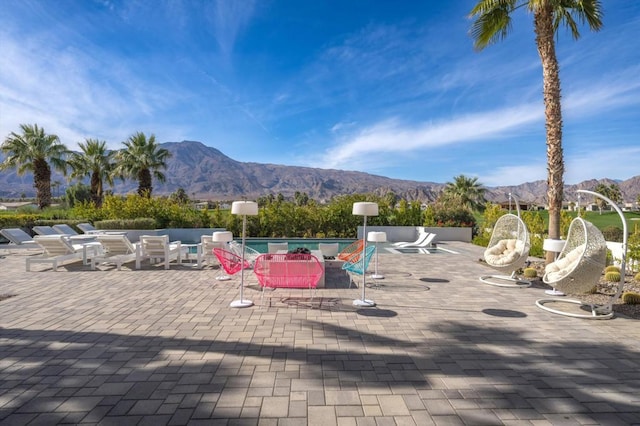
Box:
(1, 241, 639, 425)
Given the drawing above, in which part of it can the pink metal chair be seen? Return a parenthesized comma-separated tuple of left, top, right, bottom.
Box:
(213, 248, 250, 281)
(253, 253, 324, 305)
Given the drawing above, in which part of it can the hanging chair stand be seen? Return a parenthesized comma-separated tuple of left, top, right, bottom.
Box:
(480, 194, 532, 288)
(479, 270, 531, 288)
(536, 190, 628, 320)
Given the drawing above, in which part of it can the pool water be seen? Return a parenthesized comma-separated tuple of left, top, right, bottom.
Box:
(390, 246, 458, 255)
(186, 238, 356, 254)
(244, 238, 355, 254)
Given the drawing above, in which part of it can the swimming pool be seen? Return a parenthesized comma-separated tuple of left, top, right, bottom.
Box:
(242, 238, 355, 253)
(386, 246, 459, 255)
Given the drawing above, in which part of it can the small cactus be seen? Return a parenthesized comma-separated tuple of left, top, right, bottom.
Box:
(523, 267, 537, 278)
(622, 292, 640, 305)
(604, 271, 621, 282)
(586, 285, 598, 294)
(604, 265, 620, 273)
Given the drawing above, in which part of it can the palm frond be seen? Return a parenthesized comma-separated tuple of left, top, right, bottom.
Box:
(469, 0, 518, 50)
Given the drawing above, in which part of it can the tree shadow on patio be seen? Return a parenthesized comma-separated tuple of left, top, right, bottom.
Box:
(1, 320, 639, 424)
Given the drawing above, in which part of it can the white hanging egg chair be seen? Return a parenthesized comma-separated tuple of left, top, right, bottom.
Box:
(541, 217, 607, 294)
(479, 194, 532, 288)
(536, 189, 628, 320)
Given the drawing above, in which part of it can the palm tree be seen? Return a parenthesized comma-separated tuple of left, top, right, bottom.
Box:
(442, 174, 487, 211)
(593, 182, 622, 214)
(0, 124, 69, 209)
(115, 132, 171, 197)
(68, 139, 115, 207)
(469, 0, 603, 262)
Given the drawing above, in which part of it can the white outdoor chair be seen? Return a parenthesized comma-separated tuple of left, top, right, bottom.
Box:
(138, 235, 182, 270)
(541, 218, 607, 293)
(32, 226, 60, 236)
(394, 233, 436, 248)
(479, 212, 531, 288)
(92, 234, 140, 271)
(0, 228, 41, 252)
(52, 224, 80, 236)
(392, 227, 430, 247)
(77, 223, 102, 234)
(318, 243, 339, 258)
(26, 235, 96, 271)
(198, 235, 225, 268)
(229, 240, 260, 267)
(267, 242, 289, 253)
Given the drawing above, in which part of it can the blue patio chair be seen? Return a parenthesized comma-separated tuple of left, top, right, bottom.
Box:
(342, 245, 375, 289)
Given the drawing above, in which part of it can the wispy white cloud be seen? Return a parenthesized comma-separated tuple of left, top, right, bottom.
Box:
(0, 21, 188, 149)
(316, 103, 542, 170)
(480, 163, 547, 187)
(565, 146, 640, 184)
(564, 65, 640, 116)
(208, 0, 256, 58)
(313, 66, 640, 175)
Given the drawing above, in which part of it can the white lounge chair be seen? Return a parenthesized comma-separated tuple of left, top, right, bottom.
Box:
(77, 223, 102, 234)
(0, 228, 41, 252)
(32, 225, 61, 236)
(138, 235, 182, 270)
(395, 232, 436, 248)
(52, 224, 80, 235)
(92, 234, 140, 271)
(391, 227, 429, 247)
(26, 235, 98, 271)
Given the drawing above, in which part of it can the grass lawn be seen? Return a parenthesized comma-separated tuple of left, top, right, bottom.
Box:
(475, 209, 640, 233)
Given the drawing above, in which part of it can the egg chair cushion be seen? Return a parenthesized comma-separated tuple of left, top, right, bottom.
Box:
(484, 239, 525, 266)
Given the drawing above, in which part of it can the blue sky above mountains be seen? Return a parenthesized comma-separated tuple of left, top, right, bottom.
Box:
(1, 0, 638, 186)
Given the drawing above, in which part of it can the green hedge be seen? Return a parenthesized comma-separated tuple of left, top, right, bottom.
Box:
(94, 218, 157, 230)
(0, 214, 40, 229)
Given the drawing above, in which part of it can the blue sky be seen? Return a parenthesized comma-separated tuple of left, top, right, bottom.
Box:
(1, 1, 639, 187)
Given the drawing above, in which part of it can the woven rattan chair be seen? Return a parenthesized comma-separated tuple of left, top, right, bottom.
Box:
(542, 218, 607, 294)
(537, 189, 626, 320)
(479, 213, 531, 288)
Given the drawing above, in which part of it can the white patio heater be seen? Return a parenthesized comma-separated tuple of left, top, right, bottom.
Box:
(230, 201, 258, 308)
(368, 231, 386, 279)
(212, 231, 233, 281)
(352, 202, 378, 307)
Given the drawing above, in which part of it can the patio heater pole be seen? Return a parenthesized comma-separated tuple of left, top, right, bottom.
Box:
(352, 202, 378, 307)
(230, 201, 258, 308)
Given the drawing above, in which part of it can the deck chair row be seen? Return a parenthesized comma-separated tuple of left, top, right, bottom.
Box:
(20, 233, 183, 271)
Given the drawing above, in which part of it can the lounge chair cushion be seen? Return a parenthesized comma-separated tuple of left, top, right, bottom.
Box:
(484, 239, 523, 266)
(544, 244, 586, 282)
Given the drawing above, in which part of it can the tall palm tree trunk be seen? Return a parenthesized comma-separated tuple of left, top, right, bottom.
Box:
(535, 5, 564, 264)
(33, 158, 52, 209)
(138, 168, 153, 197)
(90, 171, 102, 207)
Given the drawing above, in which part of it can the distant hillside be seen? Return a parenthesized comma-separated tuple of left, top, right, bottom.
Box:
(0, 140, 638, 204)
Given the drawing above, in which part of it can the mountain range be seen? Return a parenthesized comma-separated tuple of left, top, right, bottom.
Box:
(0, 140, 638, 205)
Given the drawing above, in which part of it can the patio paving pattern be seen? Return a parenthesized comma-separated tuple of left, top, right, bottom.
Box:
(1, 241, 639, 425)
